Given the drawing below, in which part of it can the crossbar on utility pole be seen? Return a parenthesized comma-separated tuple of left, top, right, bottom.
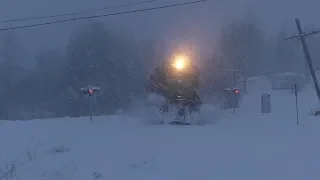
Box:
(283, 18, 320, 103)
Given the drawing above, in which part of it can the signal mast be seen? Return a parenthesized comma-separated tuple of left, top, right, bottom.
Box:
(80, 64, 100, 121)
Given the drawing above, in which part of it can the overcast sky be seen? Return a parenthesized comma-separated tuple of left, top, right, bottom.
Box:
(0, 0, 320, 68)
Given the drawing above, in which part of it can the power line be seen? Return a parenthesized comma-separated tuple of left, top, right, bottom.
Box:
(0, 0, 209, 32)
(0, 0, 160, 23)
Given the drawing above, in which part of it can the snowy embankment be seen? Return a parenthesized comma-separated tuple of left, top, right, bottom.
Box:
(1, 79, 320, 180)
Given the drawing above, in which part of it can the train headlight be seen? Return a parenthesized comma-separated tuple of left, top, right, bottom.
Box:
(172, 54, 188, 71)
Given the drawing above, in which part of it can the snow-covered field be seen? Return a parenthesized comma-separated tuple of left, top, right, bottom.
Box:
(1, 77, 320, 180)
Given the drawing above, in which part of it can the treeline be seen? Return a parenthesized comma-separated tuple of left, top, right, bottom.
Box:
(0, 21, 160, 120)
(1, 13, 320, 120)
(201, 13, 320, 94)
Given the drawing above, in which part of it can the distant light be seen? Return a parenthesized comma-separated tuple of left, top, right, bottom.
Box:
(89, 89, 93, 94)
(235, 89, 239, 94)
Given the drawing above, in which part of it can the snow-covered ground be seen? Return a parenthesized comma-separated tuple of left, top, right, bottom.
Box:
(1, 77, 320, 180)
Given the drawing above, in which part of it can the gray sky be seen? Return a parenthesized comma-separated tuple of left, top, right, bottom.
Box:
(0, 0, 320, 67)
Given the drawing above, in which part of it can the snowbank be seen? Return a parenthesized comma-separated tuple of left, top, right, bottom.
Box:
(0, 79, 320, 180)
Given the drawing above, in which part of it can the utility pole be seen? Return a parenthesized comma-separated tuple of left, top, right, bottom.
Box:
(283, 18, 320, 103)
(304, 57, 310, 84)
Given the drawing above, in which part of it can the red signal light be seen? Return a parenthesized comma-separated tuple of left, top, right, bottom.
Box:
(235, 89, 239, 94)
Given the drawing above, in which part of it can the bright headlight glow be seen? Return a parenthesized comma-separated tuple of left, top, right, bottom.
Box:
(173, 55, 188, 70)
(174, 59, 185, 70)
